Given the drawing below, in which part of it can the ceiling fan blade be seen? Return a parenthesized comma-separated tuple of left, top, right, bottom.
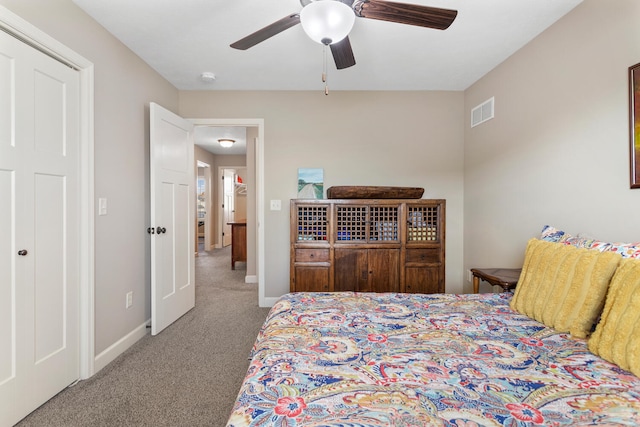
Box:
(356, 0, 457, 30)
(330, 37, 356, 70)
(230, 13, 301, 50)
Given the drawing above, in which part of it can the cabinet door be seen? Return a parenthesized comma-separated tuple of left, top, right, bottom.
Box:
(366, 249, 400, 293)
(293, 266, 330, 292)
(334, 249, 367, 292)
(335, 248, 399, 292)
(405, 266, 442, 293)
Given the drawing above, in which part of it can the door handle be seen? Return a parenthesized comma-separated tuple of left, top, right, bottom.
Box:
(18, 249, 28, 256)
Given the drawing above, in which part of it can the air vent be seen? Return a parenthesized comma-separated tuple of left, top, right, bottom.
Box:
(471, 97, 495, 127)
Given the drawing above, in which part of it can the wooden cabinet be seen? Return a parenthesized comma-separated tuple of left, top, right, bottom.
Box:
(335, 248, 400, 292)
(290, 199, 445, 293)
(292, 248, 330, 292)
(228, 221, 246, 270)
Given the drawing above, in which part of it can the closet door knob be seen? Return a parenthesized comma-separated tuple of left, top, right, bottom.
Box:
(18, 249, 28, 256)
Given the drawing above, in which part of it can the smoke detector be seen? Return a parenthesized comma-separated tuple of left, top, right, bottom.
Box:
(200, 72, 216, 83)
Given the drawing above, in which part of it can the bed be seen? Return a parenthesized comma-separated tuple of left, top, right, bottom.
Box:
(227, 228, 640, 426)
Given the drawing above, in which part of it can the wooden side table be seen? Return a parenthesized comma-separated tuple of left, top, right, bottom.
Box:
(471, 268, 522, 293)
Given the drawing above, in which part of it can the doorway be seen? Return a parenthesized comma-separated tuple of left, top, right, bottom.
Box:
(190, 119, 264, 305)
(221, 168, 236, 247)
(196, 161, 211, 254)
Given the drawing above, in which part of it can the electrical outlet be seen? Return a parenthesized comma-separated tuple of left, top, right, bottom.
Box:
(126, 291, 133, 309)
(270, 200, 281, 211)
(467, 270, 472, 283)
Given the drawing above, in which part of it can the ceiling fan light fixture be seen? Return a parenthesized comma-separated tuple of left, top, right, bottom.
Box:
(218, 138, 235, 148)
(300, 0, 355, 45)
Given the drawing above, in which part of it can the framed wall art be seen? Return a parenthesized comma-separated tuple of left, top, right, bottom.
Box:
(630, 62, 640, 188)
(297, 168, 324, 199)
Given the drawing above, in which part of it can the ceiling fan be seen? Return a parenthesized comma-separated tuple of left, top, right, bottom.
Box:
(230, 0, 458, 70)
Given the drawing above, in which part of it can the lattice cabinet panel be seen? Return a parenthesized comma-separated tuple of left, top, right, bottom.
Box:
(335, 205, 400, 242)
(336, 205, 368, 241)
(295, 205, 328, 241)
(407, 205, 440, 242)
(370, 206, 399, 241)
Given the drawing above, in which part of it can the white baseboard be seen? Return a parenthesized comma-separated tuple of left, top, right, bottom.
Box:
(245, 275, 257, 284)
(93, 320, 149, 374)
(260, 296, 279, 308)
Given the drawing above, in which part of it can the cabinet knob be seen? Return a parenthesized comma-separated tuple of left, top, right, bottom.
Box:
(18, 249, 28, 256)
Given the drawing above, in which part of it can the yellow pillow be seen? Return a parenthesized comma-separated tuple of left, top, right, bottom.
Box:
(510, 238, 621, 338)
(510, 238, 564, 318)
(588, 258, 640, 377)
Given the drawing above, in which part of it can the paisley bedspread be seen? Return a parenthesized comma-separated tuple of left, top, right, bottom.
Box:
(227, 292, 640, 426)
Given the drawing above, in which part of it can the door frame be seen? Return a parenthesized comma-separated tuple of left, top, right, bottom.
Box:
(0, 6, 96, 378)
(196, 161, 212, 253)
(219, 166, 237, 248)
(188, 118, 265, 306)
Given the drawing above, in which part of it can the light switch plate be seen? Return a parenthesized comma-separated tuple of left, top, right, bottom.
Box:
(270, 200, 281, 211)
(98, 198, 107, 216)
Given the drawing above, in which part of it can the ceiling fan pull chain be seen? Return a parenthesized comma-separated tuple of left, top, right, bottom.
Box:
(322, 44, 329, 95)
(322, 44, 327, 83)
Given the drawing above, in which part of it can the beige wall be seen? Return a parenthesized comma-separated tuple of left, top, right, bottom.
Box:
(179, 91, 466, 297)
(0, 0, 179, 355)
(9, 0, 633, 378)
(464, 0, 640, 292)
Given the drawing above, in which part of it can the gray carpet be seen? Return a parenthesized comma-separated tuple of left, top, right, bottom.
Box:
(17, 246, 271, 427)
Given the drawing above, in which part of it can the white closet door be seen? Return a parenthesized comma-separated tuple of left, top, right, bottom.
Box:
(0, 30, 80, 426)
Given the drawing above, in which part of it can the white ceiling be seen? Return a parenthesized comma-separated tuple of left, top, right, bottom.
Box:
(72, 0, 583, 92)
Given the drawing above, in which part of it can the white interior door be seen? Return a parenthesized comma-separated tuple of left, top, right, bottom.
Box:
(222, 168, 235, 247)
(0, 30, 80, 426)
(150, 103, 195, 336)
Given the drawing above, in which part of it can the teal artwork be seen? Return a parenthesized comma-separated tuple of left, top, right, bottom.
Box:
(297, 168, 323, 199)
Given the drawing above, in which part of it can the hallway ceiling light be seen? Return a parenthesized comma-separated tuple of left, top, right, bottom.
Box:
(218, 138, 235, 148)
